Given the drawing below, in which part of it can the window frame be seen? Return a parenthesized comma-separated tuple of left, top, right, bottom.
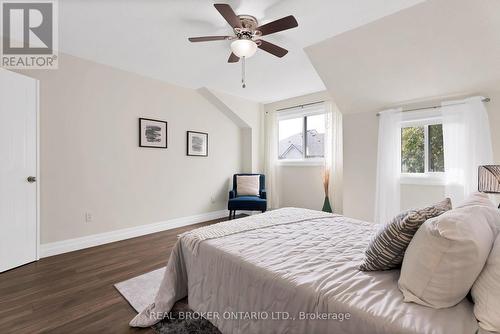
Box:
(277, 104, 326, 166)
(400, 115, 445, 185)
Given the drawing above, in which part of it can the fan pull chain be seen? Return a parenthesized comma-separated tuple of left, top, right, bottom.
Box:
(241, 56, 246, 88)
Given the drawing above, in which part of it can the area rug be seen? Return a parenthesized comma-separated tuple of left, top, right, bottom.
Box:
(115, 268, 221, 334)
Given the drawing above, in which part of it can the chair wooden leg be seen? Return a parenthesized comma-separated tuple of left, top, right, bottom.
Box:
(229, 210, 232, 220)
(233, 211, 236, 219)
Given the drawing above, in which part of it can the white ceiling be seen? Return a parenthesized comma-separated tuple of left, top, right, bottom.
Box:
(59, 0, 424, 103)
(306, 0, 500, 113)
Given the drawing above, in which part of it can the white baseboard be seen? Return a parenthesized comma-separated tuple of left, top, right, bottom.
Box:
(40, 209, 229, 258)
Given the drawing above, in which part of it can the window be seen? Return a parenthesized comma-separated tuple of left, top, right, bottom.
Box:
(277, 105, 326, 164)
(278, 117, 304, 160)
(401, 120, 445, 182)
(401, 126, 425, 173)
(306, 114, 326, 158)
(428, 124, 444, 172)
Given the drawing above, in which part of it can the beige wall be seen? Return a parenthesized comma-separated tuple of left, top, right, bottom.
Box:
(278, 166, 324, 210)
(18, 54, 262, 244)
(210, 89, 264, 173)
(487, 91, 500, 162)
(342, 112, 378, 220)
(400, 185, 446, 211)
(264, 91, 334, 211)
(342, 91, 500, 221)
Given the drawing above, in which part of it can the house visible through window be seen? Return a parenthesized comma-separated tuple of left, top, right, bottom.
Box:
(401, 123, 444, 174)
(278, 105, 325, 162)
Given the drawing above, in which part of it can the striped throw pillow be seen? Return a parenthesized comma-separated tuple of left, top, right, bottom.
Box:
(359, 198, 452, 271)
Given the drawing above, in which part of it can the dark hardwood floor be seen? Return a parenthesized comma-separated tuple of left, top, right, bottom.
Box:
(0, 215, 239, 334)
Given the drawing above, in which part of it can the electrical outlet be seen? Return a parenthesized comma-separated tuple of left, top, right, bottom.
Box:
(210, 196, 216, 204)
(85, 212, 93, 222)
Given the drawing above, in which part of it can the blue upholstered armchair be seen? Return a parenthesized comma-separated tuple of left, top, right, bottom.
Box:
(228, 174, 267, 219)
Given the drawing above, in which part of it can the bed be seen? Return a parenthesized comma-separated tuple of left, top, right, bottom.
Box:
(130, 208, 478, 334)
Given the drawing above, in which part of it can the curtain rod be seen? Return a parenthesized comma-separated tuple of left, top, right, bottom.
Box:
(276, 100, 325, 112)
(376, 97, 491, 116)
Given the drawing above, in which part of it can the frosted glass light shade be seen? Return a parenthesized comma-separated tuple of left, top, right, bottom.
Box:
(230, 39, 257, 58)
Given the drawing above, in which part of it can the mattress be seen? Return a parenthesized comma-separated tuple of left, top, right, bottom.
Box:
(131, 208, 479, 334)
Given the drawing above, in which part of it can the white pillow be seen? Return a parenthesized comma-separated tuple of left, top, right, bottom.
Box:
(398, 203, 499, 308)
(456, 192, 497, 209)
(472, 234, 500, 332)
(456, 192, 500, 233)
(236, 175, 260, 196)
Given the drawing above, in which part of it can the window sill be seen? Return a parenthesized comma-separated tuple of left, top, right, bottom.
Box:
(277, 159, 325, 167)
(400, 173, 446, 186)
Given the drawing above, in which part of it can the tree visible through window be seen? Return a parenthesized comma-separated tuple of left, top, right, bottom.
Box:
(401, 127, 425, 173)
(401, 123, 444, 174)
(428, 124, 444, 172)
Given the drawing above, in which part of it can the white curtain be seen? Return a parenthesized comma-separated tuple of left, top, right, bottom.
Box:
(374, 109, 402, 224)
(442, 96, 493, 205)
(324, 102, 343, 213)
(264, 110, 280, 209)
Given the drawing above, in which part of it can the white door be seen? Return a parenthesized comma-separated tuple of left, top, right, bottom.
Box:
(0, 69, 38, 272)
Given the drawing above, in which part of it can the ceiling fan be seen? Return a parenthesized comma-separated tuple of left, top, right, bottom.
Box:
(188, 3, 298, 88)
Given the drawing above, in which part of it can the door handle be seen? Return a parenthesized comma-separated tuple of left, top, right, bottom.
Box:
(27, 176, 36, 183)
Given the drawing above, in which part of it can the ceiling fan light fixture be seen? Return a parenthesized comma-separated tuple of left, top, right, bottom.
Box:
(230, 39, 257, 58)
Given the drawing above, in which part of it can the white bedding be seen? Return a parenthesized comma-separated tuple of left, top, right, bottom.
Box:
(131, 208, 478, 334)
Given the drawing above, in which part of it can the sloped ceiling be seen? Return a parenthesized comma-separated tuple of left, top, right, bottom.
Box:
(57, 0, 424, 103)
(305, 0, 500, 113)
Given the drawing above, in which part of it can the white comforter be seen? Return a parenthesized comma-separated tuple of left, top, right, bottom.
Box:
(131, 208, 478, 334)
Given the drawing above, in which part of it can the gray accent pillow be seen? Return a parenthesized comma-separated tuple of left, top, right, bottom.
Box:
(359, 198, 452, 271)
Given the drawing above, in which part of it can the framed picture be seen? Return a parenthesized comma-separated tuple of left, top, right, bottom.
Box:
(139, 118, 167, 148)
(187, 131, 208, 157)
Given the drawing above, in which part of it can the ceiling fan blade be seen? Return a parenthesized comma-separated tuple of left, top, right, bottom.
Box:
(257, 15, 298, 36)
(214, 3, 242, 29)
(188, 36, 231, 42)
(258, 40, 288, 58)
(228, 52, 240, 63)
